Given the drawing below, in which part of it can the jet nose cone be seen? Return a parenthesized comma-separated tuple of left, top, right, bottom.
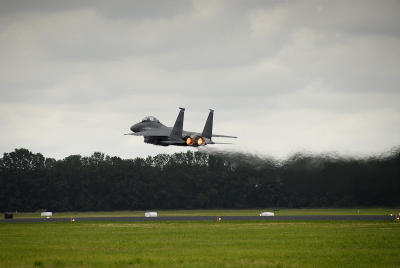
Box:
(130, 123, 139, 132)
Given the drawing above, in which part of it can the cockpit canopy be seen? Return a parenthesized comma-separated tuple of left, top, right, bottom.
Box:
(141, 116, 160, 123)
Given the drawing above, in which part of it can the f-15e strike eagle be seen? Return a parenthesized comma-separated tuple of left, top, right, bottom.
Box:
(125, 108, 237, 146)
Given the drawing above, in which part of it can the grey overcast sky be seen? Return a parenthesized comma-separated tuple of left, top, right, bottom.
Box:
(1, 0, 399, 159)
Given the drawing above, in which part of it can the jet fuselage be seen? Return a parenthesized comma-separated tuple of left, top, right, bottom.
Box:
(126, 108, 237, 147)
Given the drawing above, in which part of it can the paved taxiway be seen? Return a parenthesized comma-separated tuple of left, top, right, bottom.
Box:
(0, 215, 393, 223)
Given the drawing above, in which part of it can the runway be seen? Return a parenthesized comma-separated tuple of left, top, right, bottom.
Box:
(0, 215, 394, 223)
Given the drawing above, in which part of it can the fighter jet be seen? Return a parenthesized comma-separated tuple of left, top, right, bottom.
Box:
(125, 108, 237, 146)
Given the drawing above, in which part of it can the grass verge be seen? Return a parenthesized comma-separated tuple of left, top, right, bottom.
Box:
(0, 220, 399, 267)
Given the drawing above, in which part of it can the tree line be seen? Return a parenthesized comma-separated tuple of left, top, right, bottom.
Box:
(0, 148, 399, 212)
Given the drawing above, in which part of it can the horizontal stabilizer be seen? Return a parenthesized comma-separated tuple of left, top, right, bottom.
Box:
(206, 140, 234, 145)
(212, 134, 238, 138)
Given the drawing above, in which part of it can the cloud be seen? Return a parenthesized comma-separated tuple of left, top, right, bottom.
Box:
(0, 0, 399, 159)
(0, 0, 193, 20)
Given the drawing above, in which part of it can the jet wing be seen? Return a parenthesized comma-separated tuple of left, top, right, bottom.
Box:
(182, 131, 237, 139)
(160, 140, 186, 144)
(124, 129, 169, 137)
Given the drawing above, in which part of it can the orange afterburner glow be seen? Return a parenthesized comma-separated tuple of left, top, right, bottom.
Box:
(186, 137, 194, 145)
(197, 137, 205, 146)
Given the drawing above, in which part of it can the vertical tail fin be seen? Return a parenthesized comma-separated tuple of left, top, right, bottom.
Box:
(201, 109, 214, 139)
(169, 107, 185, 138)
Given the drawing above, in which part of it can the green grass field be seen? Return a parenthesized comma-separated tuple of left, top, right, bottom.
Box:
(10, 208, 400, 218)
(1, 220, 400, 268)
